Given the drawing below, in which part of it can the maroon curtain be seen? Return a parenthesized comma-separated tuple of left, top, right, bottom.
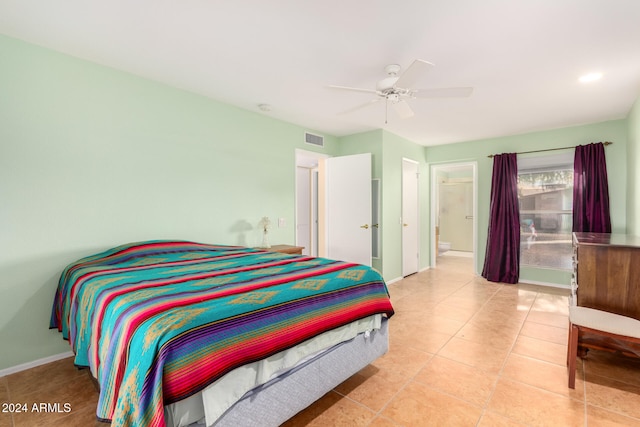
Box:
(572, 142, 611, 233)
(482, 153, 520, 284)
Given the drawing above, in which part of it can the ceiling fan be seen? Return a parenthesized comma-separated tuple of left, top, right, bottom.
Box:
(329, 59, 473, 123)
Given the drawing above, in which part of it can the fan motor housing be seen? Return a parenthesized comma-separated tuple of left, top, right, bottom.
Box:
(376, 76, 399, 93)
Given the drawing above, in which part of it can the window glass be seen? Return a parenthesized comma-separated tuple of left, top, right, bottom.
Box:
(517, 155, 573, 270)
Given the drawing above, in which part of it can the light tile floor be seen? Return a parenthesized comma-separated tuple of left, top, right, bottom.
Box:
(2, 255, 640, 426)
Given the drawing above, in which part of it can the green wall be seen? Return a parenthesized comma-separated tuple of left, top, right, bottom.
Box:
(426, 119, 628, 286)
(337, 129, 430, 282)
(0, 35, 339, 370)
(381, 131, 430, 281)
(627, 96, 640, 236)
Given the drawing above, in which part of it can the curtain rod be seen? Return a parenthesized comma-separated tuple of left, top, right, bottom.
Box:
(487, 141, 613, 158)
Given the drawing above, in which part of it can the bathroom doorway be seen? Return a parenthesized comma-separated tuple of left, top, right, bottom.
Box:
(430, 162, 477, 271)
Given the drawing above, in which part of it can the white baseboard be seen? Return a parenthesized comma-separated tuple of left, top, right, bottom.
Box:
(0, 351, 74, 378)
(518, 279, 571, 289)
(386, 266, 431, 285)
(386, 276, 404, 285)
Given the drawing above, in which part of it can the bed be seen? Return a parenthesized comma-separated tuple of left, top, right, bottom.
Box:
(50, 240, 394, 427)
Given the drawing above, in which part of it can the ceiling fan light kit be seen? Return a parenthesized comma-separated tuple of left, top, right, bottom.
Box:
(330, 59, 473, 122)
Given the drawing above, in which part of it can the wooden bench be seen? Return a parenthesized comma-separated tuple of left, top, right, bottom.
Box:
(567, 305, 640, 388)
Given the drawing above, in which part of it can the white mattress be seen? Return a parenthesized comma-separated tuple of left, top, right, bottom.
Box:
(165, 314, 382, 427)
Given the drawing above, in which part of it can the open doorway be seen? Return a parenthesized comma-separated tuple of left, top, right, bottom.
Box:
(430, 162, 477, 271)
(295, 149, 328, 256)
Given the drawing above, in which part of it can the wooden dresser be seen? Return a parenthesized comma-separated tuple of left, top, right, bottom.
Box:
(573, 232, 640, 321)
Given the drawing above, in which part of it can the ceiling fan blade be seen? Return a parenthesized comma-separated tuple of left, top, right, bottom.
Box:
(392, 99, 414, 119)
(394, 59, 434, 89)
(337, 98, 381, 115)
(412, 87, 474, 98)
(328, 85, 378, 95)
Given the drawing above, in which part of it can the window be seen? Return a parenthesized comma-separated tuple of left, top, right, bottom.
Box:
(517, 153, 573, 270)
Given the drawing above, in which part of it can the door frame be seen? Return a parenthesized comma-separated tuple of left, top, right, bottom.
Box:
(430, 161, 478, 272)
(295, 149, 329, 256)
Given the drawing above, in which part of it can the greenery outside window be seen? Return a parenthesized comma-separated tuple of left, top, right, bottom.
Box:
(517, 153, 574, 270)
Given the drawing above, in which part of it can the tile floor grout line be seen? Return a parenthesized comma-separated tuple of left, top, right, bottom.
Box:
(360, 270, 595, 425)
(367, 351, 437, 423)
(391, 265, 482, 418)
(431, 276, 524, 426)
(428, 275, 562, 426)
(489, 291, 592, 425)
(473, 283, 537, 425)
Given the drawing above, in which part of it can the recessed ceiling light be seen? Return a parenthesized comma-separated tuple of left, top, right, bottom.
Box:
(578, 72, 603, 83)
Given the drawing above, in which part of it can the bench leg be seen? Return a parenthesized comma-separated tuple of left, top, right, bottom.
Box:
(567, 323, 579, 388)
(566, 319, 571, 366)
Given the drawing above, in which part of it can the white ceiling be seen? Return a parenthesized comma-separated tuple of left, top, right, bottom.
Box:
(1, 0, 639, 146)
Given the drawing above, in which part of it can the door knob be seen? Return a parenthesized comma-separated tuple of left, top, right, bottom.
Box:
(372, 224, 379, 228)
(403, 223, 409, 227)
(360, 224, 369, 229)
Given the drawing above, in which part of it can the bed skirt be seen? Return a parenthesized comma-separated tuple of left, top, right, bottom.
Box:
(166, 316, 389, 427)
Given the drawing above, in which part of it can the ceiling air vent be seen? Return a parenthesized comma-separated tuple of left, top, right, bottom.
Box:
(304, 132, 324, 148)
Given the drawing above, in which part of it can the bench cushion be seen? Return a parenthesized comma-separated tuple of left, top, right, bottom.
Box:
(570, 306, 640, 339)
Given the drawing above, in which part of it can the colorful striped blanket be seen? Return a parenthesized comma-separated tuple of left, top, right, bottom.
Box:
(50, 241, 394, 427)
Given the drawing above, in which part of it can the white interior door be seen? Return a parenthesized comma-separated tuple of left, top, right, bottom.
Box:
(402, 159, 420, 276)
(322, 153, 372, 266)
